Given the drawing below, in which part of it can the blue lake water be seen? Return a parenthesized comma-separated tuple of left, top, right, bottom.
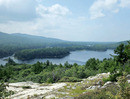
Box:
(0, 50, 114, 65)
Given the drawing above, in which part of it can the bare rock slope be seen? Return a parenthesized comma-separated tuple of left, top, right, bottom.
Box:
(7, 72, 113, 99)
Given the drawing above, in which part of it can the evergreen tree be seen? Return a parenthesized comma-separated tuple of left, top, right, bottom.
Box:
(114, 43, 129, 65)
(7, 58, 15, 65)
(32, 61, 43, 74)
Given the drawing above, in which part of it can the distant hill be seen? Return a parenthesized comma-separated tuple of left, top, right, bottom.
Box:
(0, 32, 128, 46)
(0, 32, 65, 46)
(12, 33, 65, 42)
(117, 40, 129, 45)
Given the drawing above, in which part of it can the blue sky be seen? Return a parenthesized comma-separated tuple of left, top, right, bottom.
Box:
(0, 0, 130, 42)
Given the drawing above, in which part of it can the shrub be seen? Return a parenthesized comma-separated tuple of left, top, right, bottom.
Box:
(22, 86, 31, 89)
(117, 73, 130, 99)
(103, 72, 123, 83)
(59, 76, 82, 82)
(47, 78, 54, 83)
(0, 81, 14, 97)
(75, 84, 120, 99)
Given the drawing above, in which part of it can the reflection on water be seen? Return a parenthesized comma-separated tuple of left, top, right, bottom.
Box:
(0, 50, 114, 65)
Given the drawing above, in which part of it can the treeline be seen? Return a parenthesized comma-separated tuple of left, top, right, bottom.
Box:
(66, 44, 114, 52)
(14, 48, 70, 61)
(0, 42, 119, 58)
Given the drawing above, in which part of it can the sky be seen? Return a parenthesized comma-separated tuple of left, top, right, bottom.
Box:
(0, 0, 130, 42)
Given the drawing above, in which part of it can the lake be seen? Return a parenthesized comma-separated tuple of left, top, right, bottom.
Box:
(0, 50, 114, 65)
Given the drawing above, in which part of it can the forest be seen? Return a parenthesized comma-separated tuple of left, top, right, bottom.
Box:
(0, 42, 130, 98)
(0, 43, 129, 83)
(14, 48, 70, 61)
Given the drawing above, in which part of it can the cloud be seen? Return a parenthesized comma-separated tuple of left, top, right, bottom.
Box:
(120, 0, 130, 8)
(36, 4, 70, 17)
(0, 0, 37, 22)
(89, 0, 130, 19)
(112, 9, 119, 13)
(0, 16, 87, 41)
(89, 0, 118, 19)
(0, 0, 70, 22)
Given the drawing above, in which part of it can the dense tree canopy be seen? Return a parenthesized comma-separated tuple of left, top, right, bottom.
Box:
(14, 48, 70, 60)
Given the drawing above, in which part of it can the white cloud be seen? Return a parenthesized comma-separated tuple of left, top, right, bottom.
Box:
(112, 9, 119, 13)
(90, 0, 118, 19)
(0, 0, 37, 22)
(0, 16, 87, 41)
(89, 0, 130, 19)
(0, 0, 36, 11)
(120, 0, 130, 8)
(0, 0, 71, 22)
(36, 4, 70, 17)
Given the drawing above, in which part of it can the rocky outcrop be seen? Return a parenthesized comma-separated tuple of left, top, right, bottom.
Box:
(87, 72, 110, 80)
(7, 72, 126, 99)
(7, 82, 66, 99)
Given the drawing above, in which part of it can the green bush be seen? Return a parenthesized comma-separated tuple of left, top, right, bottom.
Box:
(22, 86, 31, 89)
(0, 81, 14, 97)
(117, 73, 130, 99)
(75, 84, 120, 99)
(103, 72, 123, 83)
(59, 76, 82, 82)
(47, 78, 54, 83)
